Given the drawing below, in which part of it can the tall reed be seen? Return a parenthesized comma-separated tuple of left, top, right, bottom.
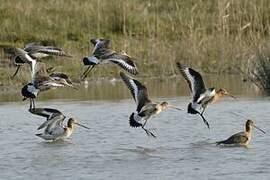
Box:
(0, 0, 269, 85)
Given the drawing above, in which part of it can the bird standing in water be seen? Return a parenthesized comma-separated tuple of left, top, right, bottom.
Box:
(120, 72, 182, 138)
(216, 119, 265, 146)
(81, 39, 138, 80)
(176, 62, 235, 129)
(29, 108, 90, 141)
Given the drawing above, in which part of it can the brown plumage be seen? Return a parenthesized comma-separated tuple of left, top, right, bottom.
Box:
(216, 119, 265, 146)
(176, 62, 235, 129)
(120, 72, 182, 138)
(81, 39, 138, 80)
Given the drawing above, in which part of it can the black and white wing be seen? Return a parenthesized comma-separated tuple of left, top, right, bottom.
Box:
(29, 108, 65, 130)
(176, 63, 206, 102)
(107, 52, 138, 75)
(25, 43, 72, 57)
(90, 38, 111, 54)
(120, 72, 151, 112)
(50, 73, 73, 85)
(33, 75, 65, 91)
(29, 108, 62, 120)
(42, 114, 66, 133)
(14, 47, 34, 63)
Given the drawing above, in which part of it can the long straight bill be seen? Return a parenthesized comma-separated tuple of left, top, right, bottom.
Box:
(253, 125, 266, 134)
(75, 122, 90, 129)
(168, 105, 183, 111)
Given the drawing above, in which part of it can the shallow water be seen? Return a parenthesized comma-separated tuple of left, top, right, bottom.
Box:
(0, 97, 269, 180)
(0, 74, 260, 102)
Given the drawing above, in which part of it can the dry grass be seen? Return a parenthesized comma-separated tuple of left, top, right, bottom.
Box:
(242, 42, 270, 91)
(0, 0, 270, 85)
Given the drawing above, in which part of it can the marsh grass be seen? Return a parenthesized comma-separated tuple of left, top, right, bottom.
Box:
(0, 0, 269, 86)
(242, 42, 270, 91)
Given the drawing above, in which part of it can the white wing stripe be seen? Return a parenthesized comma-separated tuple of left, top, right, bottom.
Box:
(108, 59, 136, 70)
(129, 79, 138, 105)
(183, 67, 196, 97)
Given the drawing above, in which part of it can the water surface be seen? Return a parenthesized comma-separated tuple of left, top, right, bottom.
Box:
(0, 75, 269, 179)
(0, 97, 269, 180)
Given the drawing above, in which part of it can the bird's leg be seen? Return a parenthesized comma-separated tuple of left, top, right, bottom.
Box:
(29, 98, 32, 110)
(32, 99, 36, 109)
(142, 119, 148, 128)
(81, 65, 95, 81)
(81, 66, 91, 77)
(198, 112, 210, 129)
(141, 126, 156, 138)
(141, 119, 156, 138)
(11, 66, 21, 79)
(201, 107, 206, 115)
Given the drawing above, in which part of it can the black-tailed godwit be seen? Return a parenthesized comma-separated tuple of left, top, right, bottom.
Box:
(216, 119, 265, 146)
(176, 62, 235, 129)
(29, 108, 89, 141)
(120, 72, 182, 138)
(81, 38, 138, 80)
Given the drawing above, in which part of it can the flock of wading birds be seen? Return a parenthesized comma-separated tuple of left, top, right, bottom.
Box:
(7, 38, 265, 146)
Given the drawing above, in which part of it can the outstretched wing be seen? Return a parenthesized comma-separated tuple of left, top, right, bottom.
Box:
(14, 47, 33, 63)
(50, 73, 72, 84)
(29, 108, 63, 120)
(25, 43, 72, 57)
(176, 62, 206, 102)
(43, 115, 66, 133)
(107, 53, 138, 75)
(33, 74, 65, 91)
(90, 39, 111, 54)
(120, 72, 151, 112)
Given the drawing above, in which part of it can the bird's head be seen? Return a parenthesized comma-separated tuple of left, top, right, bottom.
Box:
(160, 102, 182, 111)
(68, 118, 90, 129)
(246, 119, 265, 134)
(68, 118, 76, 126)
(90, 38, 110, 48)
(217, 88, 236, 98)
(160, 101, 169, 108)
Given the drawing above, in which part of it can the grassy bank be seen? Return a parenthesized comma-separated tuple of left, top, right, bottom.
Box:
(0, 0, 270, 86)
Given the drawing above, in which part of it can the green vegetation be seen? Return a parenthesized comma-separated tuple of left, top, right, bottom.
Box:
(0, 0, 270, 86)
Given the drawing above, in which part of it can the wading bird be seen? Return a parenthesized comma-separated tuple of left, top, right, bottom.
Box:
(81, 39, 138, 80)
(176, 62, 235, 129)
(34, 62, 77, 89)
(21, 64, 76, 109)
(29, 108, 90, 141)
(21, 60, 77, 109)
(216, 119, 265, 146)
(120, 72, 182, 138)
(11, 42, 72, 78)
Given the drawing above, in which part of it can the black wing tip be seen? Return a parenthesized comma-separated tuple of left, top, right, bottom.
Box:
(129, 113, 142, 128)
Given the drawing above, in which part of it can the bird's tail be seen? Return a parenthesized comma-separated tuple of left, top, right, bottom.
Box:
(216, 140, 225, 145)
(82, 56, 99, 65)
(129, 112, 143, 128)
